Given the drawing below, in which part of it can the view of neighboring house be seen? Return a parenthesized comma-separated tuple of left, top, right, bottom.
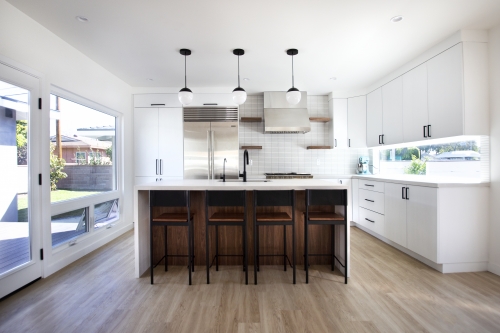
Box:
(49, 134, 111, 164)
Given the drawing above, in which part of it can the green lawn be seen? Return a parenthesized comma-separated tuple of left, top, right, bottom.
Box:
(17, 190, 99, 222)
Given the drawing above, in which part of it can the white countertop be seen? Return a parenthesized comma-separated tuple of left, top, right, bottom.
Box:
(352, 174, 489, 188)
(135, 178, 349, 191)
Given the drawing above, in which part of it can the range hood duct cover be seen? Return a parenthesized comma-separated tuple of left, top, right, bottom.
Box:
(263, 92, 310, 134)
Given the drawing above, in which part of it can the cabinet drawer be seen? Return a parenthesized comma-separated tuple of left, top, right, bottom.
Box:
(359, 189, 385, 214)
(359, 180, 384, 193)
(359, 207, 385, 236)
(134, 94, 181, 108)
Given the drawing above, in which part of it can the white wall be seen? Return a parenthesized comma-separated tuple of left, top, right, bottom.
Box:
(489, 24, 500, 276)
(0, 0, 133, 276)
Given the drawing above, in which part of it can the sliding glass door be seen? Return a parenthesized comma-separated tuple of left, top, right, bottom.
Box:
(0, 62, 42, 299)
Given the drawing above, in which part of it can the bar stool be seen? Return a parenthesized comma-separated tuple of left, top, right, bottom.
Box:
(304, 189, 348, 284)
(150, 190, 195, 285)
(205, 190, 248, 285)
(253, 190, 296, 285)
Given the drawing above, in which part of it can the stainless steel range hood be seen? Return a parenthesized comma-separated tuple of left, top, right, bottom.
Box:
(263, 92, 310, 134)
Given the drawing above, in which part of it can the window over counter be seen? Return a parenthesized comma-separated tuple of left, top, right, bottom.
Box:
(373, 136, 488, 180)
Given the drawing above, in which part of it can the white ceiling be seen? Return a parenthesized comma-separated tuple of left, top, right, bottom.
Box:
(6, 0, 500, 94)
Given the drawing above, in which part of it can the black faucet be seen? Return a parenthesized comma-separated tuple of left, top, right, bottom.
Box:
(239, 150, 249, 182)
(222, 158, 227, 182)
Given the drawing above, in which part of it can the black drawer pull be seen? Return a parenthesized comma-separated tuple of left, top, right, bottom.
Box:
(365, 218, 375, 223)
(364, 199, 374, 202)
(151, 103, 165, 106)
(364, 184, 374, 187)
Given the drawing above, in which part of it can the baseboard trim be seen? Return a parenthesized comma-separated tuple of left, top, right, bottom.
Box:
(488, 262, 500, 276)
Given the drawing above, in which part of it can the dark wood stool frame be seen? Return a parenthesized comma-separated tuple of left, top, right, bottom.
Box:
(205, 190, 248, 285)
(253, 190, 296, 285)
(150, 190, 195, 285)
(304, 189, 348, 284)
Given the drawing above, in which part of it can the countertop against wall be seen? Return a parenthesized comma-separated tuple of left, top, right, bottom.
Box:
(353, 174, 489, 187)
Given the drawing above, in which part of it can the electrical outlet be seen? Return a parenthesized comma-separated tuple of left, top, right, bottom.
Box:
(316, 159, 320, 166)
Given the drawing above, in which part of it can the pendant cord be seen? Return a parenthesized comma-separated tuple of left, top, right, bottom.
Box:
(184, 55, 187, 88)
(237, 55, 240, 88)
(292, 55, 295, 88)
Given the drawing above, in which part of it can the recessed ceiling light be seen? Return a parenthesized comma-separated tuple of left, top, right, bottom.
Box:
(390, 16, 403, 23)
(147, 78, 154, 81)
(330, 77, 337, 80)
(76, 16, 89, 23)
(243, 78, 250, 81)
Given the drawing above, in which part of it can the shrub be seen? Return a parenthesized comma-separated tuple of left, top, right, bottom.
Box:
(50, 143, 67, 191)
(404, 155, 427, 175)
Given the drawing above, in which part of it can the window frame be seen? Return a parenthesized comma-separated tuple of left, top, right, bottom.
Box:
(47, 85, 123, 255)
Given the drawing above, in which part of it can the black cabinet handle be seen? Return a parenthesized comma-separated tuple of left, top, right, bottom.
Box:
(381, 134, 384, 144)
(402, 187, 406, 199)
(406, 187, 409, 200)
(156, 159, 158, 175)
(364, 199, 374, 202)
(378, 135, 381, 144)
(365, 184, 374, 187)
(365, 218, 375, 223)
(335, 139, 337, 147)
(423, 126, 427, 138)
(160, 159, 163, 175)
(349, 139, 351, 147)
(151, 103, 165, 106)
(428, 125, 431, 137)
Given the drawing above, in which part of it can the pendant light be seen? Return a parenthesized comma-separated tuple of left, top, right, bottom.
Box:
(178, 49, 194, 105)
(231, 49, 247, 105)
(286, 49, 301, 105)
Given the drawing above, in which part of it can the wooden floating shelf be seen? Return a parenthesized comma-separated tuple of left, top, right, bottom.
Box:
(309, 117, 331, 122)
(241, 146, 262, 150)
(307, 146, 332, 150)
(240, 117, 262, 122)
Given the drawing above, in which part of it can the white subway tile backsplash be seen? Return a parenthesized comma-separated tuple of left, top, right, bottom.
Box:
(239, 95, 367, 176)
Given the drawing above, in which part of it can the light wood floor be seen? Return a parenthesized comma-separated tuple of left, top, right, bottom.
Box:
(1, 227, 500, 333)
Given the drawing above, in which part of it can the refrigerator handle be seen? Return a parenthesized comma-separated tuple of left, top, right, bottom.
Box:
(211, 131, 215, 180)
(207, 130, 211, 179)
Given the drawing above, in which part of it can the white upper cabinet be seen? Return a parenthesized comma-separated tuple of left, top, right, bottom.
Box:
(332, 99, 348, 148)
(188, 93, 237, 106)
(134, 108, 160, 177)
(134, 94, 181, 108)
(427, 43, 464, 139)
(382, 77, 404, 145)
(366, 88, 383, 147)
(403, 64, 429, 142)
(158, 108, 184, 177)
(347, 96, 367, 148)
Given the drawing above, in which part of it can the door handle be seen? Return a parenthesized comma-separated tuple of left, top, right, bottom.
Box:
(160, 159, 163, 175)
(381, 134, 384, 144)
(402, 187, 406, 199)
(335, 139, 337, 147)
(378, 135, 381, 144)
(423, 126, 427, 138)
(365, 218, 375, 223)
(207, 130, 211, 179)
(156, 159, 158, 175)
(427, 125, 431, 137)
(364, 199, 374, 202)
(406, 187, 409, 200)
(211, 131, 215, 180)
(349, 139, 351, 147)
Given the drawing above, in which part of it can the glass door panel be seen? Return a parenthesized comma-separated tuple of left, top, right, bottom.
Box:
(0, 62, 41, 299)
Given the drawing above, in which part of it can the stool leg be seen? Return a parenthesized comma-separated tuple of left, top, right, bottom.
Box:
(284, 225, 287, 272)
(254, 224, 258, 285)
(188, 221, 192, 285)
(331, 225, 335, 272)
(242, 224, 245, 272)
(164, 226, 168, 272)
(305, 221, 309, 284)
(191, 221, 195, 272)
(244, 222, 248, 285)
(215, 225, 219, 271)
(150, 225, 154, 285)
(293, 222, 296, 284)
(257, 225, 260, 272)
(345, 222, 348, 285)
(304, 221, 307, 271)
(206, 222, 210, 284)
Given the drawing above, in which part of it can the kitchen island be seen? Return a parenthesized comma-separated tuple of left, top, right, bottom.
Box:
(134, 179, 350, 279)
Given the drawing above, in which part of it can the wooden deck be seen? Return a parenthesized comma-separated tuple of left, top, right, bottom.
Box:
(1, 227, 500, 332)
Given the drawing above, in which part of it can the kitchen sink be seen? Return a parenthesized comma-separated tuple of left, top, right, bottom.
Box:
(217, 179, 271, 182)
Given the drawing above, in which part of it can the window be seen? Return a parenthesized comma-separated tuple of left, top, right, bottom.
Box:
(94, 199, 119, 230)
(376, 137, 485, 179)
(51, 208, 88, 247)
(49, 94, 116, 203)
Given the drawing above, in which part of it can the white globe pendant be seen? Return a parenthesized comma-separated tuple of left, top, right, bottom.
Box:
(232, 87, 247, 105)
(286, 88, 301, 105)
(178, 87, 193, 105)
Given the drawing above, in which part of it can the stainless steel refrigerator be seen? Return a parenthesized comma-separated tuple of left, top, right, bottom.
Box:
(183, 107, 239, 179)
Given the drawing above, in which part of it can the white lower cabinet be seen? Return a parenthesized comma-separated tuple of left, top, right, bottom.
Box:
(406, 185, 438, 262)
(359, 207, 385, 236)
(384, 182, 408, 247)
